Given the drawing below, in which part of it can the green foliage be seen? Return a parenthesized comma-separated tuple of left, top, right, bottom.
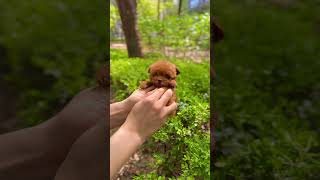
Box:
(111, 49, 210, 178)
(110, 3, 119, 31)
(110, 0, 210, 51)
(0, 0, 106, 126)
(138, 13, 210, 50)
(132, 172, 166, 180)
(213, 0, 320, 179)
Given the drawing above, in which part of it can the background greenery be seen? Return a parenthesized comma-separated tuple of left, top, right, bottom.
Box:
(0, 0, 106, 127)
(213, 0, 320, 179)
(110, 0, 210, 54)
(111, 49, 210, 178)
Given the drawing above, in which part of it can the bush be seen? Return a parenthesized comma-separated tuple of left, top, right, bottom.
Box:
(138, 13, 210, 51)
(110, 1, 210, 52)
(0, 0, 106, 126)
(212, 0, 320, 179)
(111, 49, 210, 178)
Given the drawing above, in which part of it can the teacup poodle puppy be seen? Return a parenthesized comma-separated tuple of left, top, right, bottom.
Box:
(140, 60, 180, 108)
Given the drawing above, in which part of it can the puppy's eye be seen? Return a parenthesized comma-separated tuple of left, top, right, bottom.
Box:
(165, 75, 171, 79)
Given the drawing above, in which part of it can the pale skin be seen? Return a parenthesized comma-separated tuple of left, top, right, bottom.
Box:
(0, 87, 108, 180)
(110, 86, 157, 129)
(54, 86, 168, 180)
(110, 88, 177, 179)
(0, 85, 175, 179)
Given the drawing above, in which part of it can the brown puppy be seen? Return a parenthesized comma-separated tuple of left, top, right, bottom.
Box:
(140, 60, 179, 108)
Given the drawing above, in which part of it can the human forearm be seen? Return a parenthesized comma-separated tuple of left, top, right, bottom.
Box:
(110, 88, 177, 178)
(110, 124, 144, 178)
(0, 113, 94, 180)
(110, 100, 133, 129)
(54, 121, 107, 180)
(0, 87, 108, 180)
(0, 117, 67, 180)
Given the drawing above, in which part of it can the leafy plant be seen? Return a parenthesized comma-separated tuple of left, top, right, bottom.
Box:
(110, 0, 210, 54)
(212, 0, 320, 179)
(111, 49, 210, 178)
(0, 0, 106, 126)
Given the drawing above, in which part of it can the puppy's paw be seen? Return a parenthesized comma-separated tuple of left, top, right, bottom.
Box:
(140, 80, 150, 89)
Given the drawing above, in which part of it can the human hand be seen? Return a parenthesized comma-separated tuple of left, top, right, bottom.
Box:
(122, 86, 155, 110)
(121, 88, 177, 142)
(110, 86, 156, 130)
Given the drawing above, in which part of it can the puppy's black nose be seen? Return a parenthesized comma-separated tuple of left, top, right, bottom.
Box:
(158, 80, 162, 83)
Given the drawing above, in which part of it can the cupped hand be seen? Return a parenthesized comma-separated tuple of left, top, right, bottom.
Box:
(109, 86, 156, 129)
(122, 86, 156, 109)
(121, 88, 177, 142)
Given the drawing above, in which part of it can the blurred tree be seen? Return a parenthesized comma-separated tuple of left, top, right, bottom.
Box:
(158, 0, 160, 20)
(178, 0, 183, 15)
(116, 0, 143, 58)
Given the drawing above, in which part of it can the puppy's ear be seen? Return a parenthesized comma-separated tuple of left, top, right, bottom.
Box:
(148, 64, 153, 74)
(176, 67, 180, 75)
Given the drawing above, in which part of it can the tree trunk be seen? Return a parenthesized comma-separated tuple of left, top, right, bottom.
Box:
(157, 0, 160, 20)
(116, 0, 143, 58)
(178, 0, 183, 15)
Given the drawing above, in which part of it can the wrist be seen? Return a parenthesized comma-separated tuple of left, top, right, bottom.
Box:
(119, 123, 146, 145)
(121, 99, 135, 112)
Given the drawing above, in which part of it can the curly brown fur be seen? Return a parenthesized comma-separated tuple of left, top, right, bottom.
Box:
(140, 60, 179, 111)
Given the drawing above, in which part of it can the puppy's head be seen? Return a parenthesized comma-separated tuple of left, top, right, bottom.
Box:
(148, 60, 179, 88)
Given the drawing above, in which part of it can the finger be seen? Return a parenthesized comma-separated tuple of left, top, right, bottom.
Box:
(144, 86, 155, 92)
(158, 89, 173, 106)
(164, 102, 177, 116)
(146, 87, 157, 96)
(146, 88, 165, 101)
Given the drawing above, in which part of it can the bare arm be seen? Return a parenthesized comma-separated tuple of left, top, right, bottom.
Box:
(110, 88, 177, 178)
(54, 120, 107, 180)
(110, 101, 131, 129)
(109, 122, 144, 177)
(110, 86, 155, 129)
(0, 117, 65, 180)
(0, 87, 107, 180)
